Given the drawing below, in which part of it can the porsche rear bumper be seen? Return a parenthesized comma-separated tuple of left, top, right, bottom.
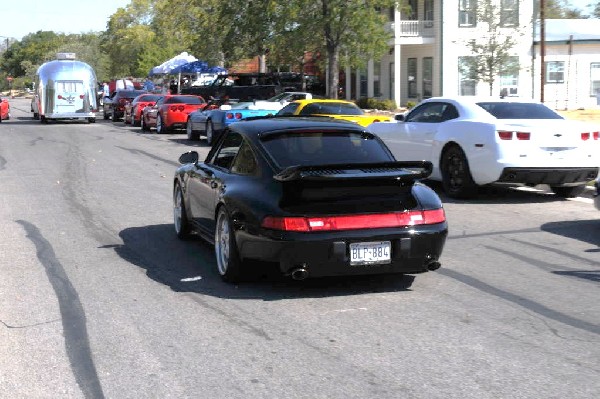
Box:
(235, 223, 448, 278)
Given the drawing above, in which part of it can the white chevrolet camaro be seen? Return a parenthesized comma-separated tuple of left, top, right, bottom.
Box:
(368, 97, 600, 199)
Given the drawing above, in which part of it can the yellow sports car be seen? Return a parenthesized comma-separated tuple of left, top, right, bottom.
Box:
(275, 99, 393, 127)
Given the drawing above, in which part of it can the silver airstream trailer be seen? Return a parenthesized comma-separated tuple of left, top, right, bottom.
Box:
(31, 53, 97, 123)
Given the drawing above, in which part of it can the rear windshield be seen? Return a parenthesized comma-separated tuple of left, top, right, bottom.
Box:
(260, 130, 392, 168)
(477, 102, 564, 119)
(119, 90, 146, 98)
(300, 102, 364, 116)
(167, 96, 205, 104)
(137, 95, 162, 102)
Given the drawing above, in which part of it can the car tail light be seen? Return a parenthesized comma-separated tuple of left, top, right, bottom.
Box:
(594, 132, 599, 140)
(261, 209, 446, 232)
(170, 105, 177, 111)
(79, 94, 84, 99)
(581, 132, 590, 140)
(226, 113, 234, 119)
(58, 95, 63, 99)
(498, 131, 513, 140)
(178, 105, 184, 111)
(235, 112, 242, 119)
(498, 131, 530, 140)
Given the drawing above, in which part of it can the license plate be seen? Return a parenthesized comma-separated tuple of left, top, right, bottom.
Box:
(349, 241, 391, 266)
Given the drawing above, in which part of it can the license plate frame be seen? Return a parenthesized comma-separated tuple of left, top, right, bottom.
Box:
(349, 241, 392, 266)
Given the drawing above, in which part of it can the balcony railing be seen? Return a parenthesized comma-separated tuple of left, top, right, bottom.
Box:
(386, 20, 435, 38)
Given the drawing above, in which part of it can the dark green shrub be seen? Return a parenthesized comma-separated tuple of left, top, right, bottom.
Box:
(355, 97, 397, 111)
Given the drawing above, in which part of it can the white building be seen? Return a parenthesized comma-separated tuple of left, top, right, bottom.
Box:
(342, 1, 600, 110)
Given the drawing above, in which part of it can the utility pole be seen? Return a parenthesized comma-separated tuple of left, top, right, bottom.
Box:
(540, 0, 546, 103)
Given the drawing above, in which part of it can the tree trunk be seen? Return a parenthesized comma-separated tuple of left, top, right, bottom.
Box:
(327, 44, 339, 99)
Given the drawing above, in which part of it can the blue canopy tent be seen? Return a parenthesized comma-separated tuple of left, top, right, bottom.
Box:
(170, 61, 227, 93)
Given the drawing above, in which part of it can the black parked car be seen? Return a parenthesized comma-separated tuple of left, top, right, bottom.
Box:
(103, 89, 147, 122)
(173, 117, 448, 282)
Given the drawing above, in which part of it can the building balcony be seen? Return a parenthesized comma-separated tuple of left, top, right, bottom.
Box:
(386, 20, 435, 38)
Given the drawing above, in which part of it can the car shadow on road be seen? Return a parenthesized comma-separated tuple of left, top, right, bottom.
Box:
(541, 219, 600, 252)
(423, 180, 571, 204)
(108, 223, 416, 300)
(168, 138, 211, 147)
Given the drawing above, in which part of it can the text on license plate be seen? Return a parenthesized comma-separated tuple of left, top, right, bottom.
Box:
(349, 241, 391, 265)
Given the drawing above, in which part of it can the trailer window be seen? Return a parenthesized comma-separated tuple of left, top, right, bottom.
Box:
(57, 81, 84, 92)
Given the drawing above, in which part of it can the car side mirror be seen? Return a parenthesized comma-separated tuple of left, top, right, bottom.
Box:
(394, 113, 405, 122)
(179, 151, 199, 165)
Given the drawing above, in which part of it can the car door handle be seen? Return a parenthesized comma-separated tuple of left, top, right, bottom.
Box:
(210, 181, 218, 189)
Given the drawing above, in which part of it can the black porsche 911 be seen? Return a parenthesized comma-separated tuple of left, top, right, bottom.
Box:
(173, 117, 448, 282)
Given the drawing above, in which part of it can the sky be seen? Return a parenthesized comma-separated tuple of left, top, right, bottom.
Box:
(0, 0, 596, 41)
(1, 0, 131, 40)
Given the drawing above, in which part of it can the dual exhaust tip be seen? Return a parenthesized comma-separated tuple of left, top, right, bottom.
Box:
(290, 260, 441, 280)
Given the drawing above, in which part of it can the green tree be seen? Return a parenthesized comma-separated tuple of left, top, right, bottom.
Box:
(102, 0, 158, 78)
(593, 1, 600, 17)
(292, 0, 400, 98)
(0, 31, 66, 77)
(459, 0, 524, 96)
(541, 0, 586, 18)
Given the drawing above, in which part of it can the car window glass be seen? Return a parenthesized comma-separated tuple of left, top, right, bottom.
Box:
(230, 140, 258, 175)
(210, 132, 244, 170)
(477, 102, 564, 119)
(276, 103, 300, 116)
(261, 130, 393, 168)
(405, 102, 447, 123)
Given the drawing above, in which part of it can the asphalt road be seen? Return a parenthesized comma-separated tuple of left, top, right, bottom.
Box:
(1, 98, 599, 399)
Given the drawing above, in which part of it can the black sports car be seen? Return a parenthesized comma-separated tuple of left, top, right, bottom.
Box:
(173, 117, 448, 282)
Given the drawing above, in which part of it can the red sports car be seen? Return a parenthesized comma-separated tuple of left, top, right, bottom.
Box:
(141, 95, 207, 133)
(124, 94, 164, 127)
(0, 96, 10, 122)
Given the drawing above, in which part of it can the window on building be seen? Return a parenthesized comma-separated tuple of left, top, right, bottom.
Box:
(499, 56, 519, 97)
(374, 61, 381, 97)
(360, 69, 367, 98)
(590, 63, 600, 96)
(458, 56, 477, 96)
(500, 0, 519, 26)
(406, 0, 418, 20)
(389, 62, 395, 100)
(459, 0, 477, 27)
(423, 57, 433, 98)
(424, 0, 434, 25)
(546, 61, 565, 83)
(407, 58, 417, 98)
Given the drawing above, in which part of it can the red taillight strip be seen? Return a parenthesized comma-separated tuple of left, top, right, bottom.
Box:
(582, 132, 590, 141)
(261, 209, 446, 232)
(593, 132, 599, 140)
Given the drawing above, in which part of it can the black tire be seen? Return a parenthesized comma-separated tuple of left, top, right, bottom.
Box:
(40, 115, 47, 124)
(156, 114, 169, 134)
(111, 109, 119, 122)
(103, 108, 109, 120)
(174, 183, 192, 239)
(141, 116, 150, 131)
(440, 145, 478, 199)
(186, 118, 199, 141)
(33, 112, 39, 120)
(88, 118, 96, 123)
(132, 116, 140, 127)
(215, 207, 243, 283)
(550, 185, 586, 198)
(206, 120, 215, 145)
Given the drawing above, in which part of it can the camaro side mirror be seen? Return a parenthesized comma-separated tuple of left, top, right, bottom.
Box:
(394, 113, 405, 122)
(179, 151, 199, 165)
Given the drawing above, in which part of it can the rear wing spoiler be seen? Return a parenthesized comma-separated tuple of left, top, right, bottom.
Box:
(273, 161, 432, 182)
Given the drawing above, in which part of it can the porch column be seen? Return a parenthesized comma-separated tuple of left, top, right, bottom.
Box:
(345, 65, 351, 100)
(367, 59, 374, 98)
(394, 44, 401, 108)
